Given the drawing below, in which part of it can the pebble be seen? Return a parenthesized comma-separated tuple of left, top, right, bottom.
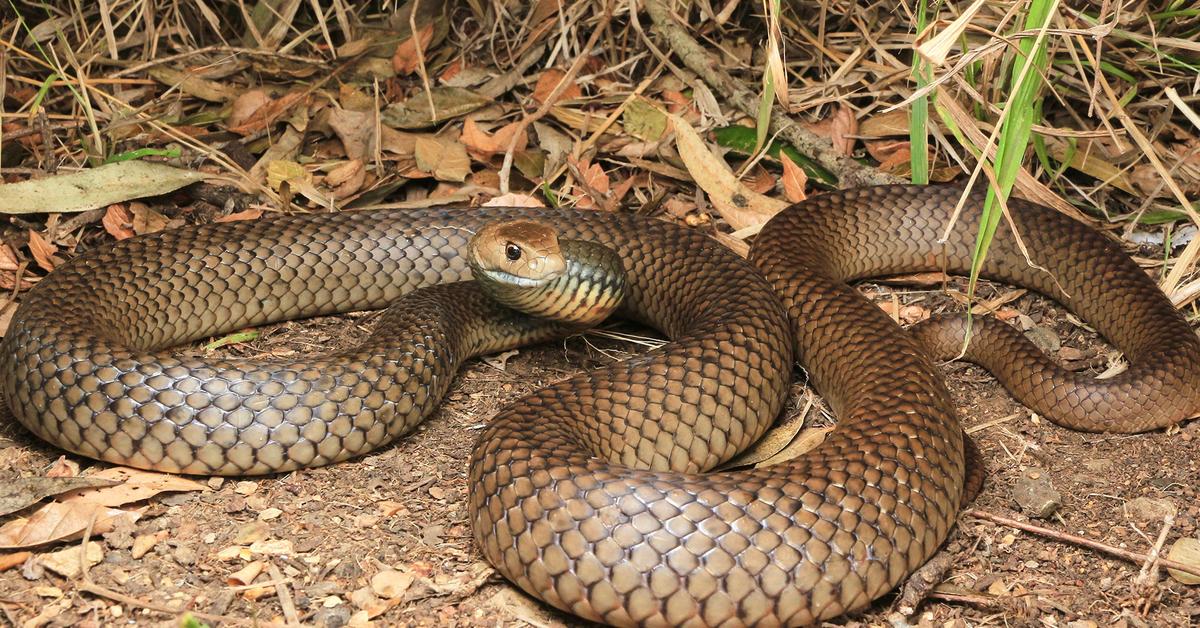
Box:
(1012, 467, 1061, 518)
(1124, 497, 1177, 523)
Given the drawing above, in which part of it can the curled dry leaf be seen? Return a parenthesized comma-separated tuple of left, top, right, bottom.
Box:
(102, 205, 136, 240)
(460, 119, 528, 159)
(779, 152, 809, 203)
(44, 456, 78, 478)
(215, 208, 265, 223)
(0, 551, 30, 571)
(227, 560, 266, 586)
(1166, 538, 1200, 585)
(228, 88, 274, 129)
(327, 108, 376, 161)
(326, 159, 367, 199)
(804, 104, 858, 156)
(26, 230, 59, 272)
(414, 136, 471, 182)
(570, 157, 611, 210)
(392, 23, 435, 75)
(669, 113, 787, 231)
(129, 202, 172, 235)
(370, 569, 415, 599)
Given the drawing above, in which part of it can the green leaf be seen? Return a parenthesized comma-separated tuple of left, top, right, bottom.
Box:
(712, 126, 837, 186)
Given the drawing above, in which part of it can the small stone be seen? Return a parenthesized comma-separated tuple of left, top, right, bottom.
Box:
(207, 477, 225, 490)
(172, 545, 197, 566)
(234, 481, 259, 495)
(1125, 497, 1177, 523)
(313, 604, 351, 628)
(258, 507, 283, 521)
(1082, 458, 1112, 473)
(1012, 467, 1061, 518)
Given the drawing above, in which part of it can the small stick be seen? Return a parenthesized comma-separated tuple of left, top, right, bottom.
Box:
(1135, 513, 1174, 587)
(966, 509, 1200, 579)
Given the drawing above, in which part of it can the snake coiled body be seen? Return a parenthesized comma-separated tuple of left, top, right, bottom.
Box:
(2, 184, 1197, 625)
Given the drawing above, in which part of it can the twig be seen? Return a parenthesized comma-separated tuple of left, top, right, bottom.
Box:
(967, 509, 1200, 580)
(497, 2, 614, 194)
(1135, 513, 1175, 587)
(641, 0, 901, 189)
(267, 561, 300, 625)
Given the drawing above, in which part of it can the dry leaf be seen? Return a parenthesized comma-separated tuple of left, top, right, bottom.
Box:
(26, 230, 58, 272)
(779, 152, 808, 203)
(102, 205, 135, 240)
(327, 107, 376, 161)
(669, 113, 787, 231)
(370, 570, 414, 599)
(326, 159, 366, 198)
(804, 104, 857, 155)
(131, 530, 167, 559)
(45, 456, 77, 478)
(460, 119, 528, 159)
(59, 467, 208, 508)
(215, 208, 264, 223)
(227, 560, 266, 586)
(414, 136, 471, 182)
(228, 88, 273, 129)
(392, 23, 435, 75)
(40, 541, 103, 578)
(229, 91, 307, 136)
(532, 68, 582, 104)
(129, 202, 171, 235)
(570, 157, 611, 210)
(0, 476, 119, 518)
(0, 552, 30, 571)
(0, 502, 143, 549)
(865, 139, 912, 173)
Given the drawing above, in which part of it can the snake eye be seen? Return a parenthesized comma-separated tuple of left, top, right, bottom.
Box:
(504, 243, 522, 261)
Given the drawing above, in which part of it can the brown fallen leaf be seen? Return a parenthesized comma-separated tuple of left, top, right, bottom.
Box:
(40, 541, 103, 578)
(327, 107, 376, 161)
(59, 466, 208, 508)
(0, 476, 119, 518)
(227, 560, 266, 586)
(216, 208, 264, 223)
(228, 88, 274, 129)
(669, 113, 787, 231)
(414, 135, 471, 182)
(532, 68, 583, 104)
(0, 551, 30, 571)
(482, 193, 544, 208)
(0, 502, 144, 549)
(229, 91, 307, 136)
(392, 23, 435, 75)
(44, 457, 78, 478)
(803, 103, 857, 155)
(460, 119, 528, 159)
(26, 230, 58, 272)
(570, 156, 611, 210)
(326, 159, 366, 199)
(129, 202, 172, 235)
(102, 204, 136, 240)
(779, 152, 808, 203)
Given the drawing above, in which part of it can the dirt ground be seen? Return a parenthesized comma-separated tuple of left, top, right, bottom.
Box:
(1, 280, 1199, 628)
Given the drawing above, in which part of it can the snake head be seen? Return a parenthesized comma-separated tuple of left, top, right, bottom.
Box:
(469, 220, 567, 288)
(468, 219, 626, 327)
